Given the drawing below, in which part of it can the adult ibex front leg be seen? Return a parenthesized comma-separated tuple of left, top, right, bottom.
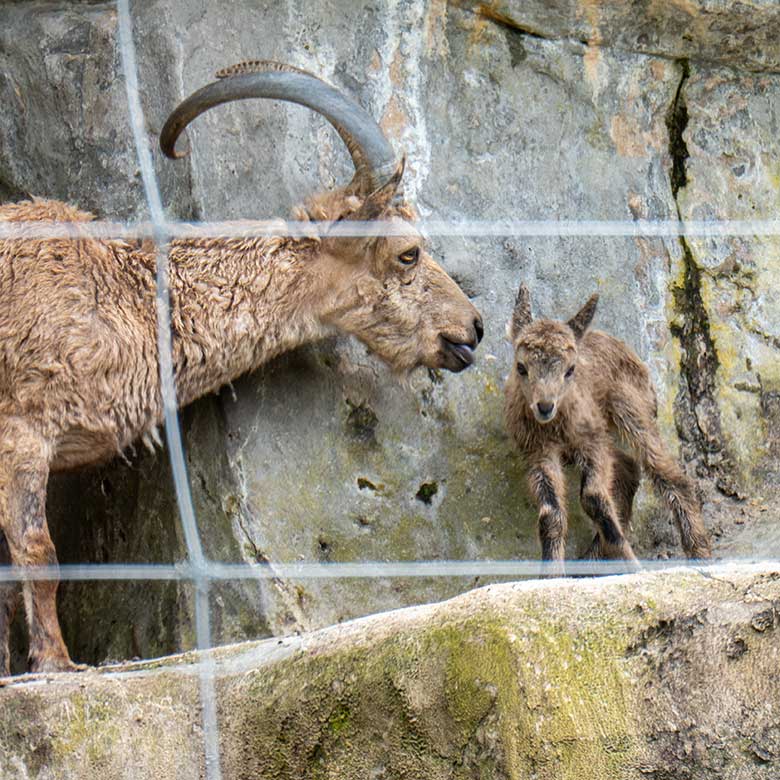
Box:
(0, 530, 18, 677)
(0, 417, 75, 672)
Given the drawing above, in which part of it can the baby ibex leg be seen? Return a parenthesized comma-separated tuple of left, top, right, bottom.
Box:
(643, 432, 711, 559)
(613, 393, 711, 559)
(578, 448, 639, 567)
(612, 449, 641, 530)
(0, 417, 76, 672)
(0, 530, 19, 677)
(527, 455, 568, 576)
(581, 449, 640, 561)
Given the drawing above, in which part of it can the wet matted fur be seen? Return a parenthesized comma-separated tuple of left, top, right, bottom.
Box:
(504, 282, 711, 575)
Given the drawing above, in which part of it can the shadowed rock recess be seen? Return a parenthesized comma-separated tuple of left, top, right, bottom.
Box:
(1, 565, 779, 778)
(0, 0, 778, 672)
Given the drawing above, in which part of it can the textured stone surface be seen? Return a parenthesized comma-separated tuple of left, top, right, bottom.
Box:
(494, 0, 780, 71)
(676, 68, 780, 481)
(0, 4, 139, 212)
(1, 564, 779, 779)
(0, 0, 778, 669)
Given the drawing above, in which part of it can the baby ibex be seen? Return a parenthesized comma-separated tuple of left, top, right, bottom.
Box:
(504, 282, 711, 574)
(0, 62, 483, 674)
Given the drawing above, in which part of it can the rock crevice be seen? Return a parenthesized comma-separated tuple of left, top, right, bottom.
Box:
(665, 59, 739, 497)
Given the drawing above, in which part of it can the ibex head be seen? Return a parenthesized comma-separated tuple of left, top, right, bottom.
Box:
(507, 282, 598, 423)
(161, 61, 482, 374)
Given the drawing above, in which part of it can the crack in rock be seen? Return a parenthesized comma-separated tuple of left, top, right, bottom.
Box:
(665, 59, 741, 498)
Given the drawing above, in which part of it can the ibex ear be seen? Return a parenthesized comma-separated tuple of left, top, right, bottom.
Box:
(509, 283, 533, 341)
(567, 293, 599, 340)
(351, 157, 405, 222)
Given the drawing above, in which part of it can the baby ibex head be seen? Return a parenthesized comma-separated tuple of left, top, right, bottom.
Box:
(507, 283, 598, 423)
(161, 60, 482, 375)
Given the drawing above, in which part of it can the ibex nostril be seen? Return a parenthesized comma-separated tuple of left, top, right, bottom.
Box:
(474, 318, 484, 344)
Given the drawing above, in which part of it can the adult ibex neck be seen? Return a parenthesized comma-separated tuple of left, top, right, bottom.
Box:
(164, 232, 327, 407)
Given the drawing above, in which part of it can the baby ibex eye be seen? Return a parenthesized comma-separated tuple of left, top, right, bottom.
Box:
(565, 365, 575, 379)
(398, 247, 419, 266)
(517, 362, 528, 377)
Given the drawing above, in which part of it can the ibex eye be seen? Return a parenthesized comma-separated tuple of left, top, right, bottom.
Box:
(565, 365, 575, 379)
(517, 363, 528, 377)
(398, 247, 419, 266)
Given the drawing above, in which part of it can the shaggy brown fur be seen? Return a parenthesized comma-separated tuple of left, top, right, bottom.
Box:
(504, 283, 711, 575)
(0, 169, 482, 674)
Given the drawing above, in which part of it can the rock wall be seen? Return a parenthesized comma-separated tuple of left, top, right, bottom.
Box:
(1, 1, 778, 670)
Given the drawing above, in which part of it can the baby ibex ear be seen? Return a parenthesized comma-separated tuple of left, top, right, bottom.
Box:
(509, 283, 533, 340)
(567, 293, 599, 340)
(351, 157, 405, 222)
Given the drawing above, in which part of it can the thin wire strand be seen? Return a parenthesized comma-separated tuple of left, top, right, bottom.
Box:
(116, 3, 220, 777)
(2, 217, 780, 240)
(116, 0, 204, 570)
(196, 581, 221, 776)
(0, 558, 773, 583)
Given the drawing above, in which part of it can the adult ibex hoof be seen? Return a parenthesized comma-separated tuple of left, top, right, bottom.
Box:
(29, 654, 89, 674)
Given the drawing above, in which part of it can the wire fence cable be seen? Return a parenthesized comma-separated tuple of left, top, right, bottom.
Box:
(2, 217, 780, 241)
(116, 2, 221, 777)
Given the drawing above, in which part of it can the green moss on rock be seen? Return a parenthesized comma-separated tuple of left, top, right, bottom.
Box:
(3, 567, 780, 779)
(222, 604, 642, 779)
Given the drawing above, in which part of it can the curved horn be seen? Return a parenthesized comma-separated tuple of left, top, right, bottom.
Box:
(160, 61, 398, 193)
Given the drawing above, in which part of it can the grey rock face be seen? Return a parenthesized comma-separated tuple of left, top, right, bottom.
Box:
(0, 4, 140, 213)
(0, 0, 778, 670)
(498, 0, 780, 71)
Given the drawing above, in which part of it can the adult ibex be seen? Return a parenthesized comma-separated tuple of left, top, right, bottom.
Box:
(0, 62, 483, 674)
(504, 282, 710, 575)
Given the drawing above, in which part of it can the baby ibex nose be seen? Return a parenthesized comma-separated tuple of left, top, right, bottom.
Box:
(537, 401, 555, 418)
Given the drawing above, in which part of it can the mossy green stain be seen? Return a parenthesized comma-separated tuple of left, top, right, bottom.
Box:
(235, 610, 640, 779)
(51, 694, 120, 767)
(328, 702, 352, 737)
(345, 400, 378, 444)
(423, 617, 637, 779)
